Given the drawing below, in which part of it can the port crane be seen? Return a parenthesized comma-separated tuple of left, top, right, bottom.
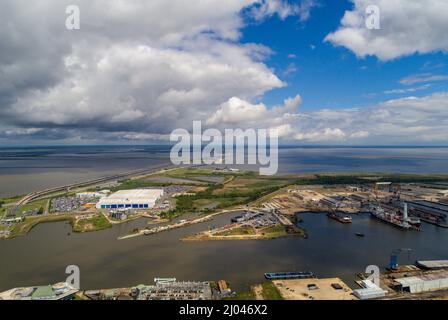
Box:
(389, 248, 412, 270)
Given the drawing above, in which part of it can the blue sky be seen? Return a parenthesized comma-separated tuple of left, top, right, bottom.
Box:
(242, 0, 448, 112)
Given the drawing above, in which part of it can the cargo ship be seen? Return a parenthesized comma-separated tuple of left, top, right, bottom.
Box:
(370, 203, 420, 230)
(327, 212, 352, 223)
(264, 271, 315, 280)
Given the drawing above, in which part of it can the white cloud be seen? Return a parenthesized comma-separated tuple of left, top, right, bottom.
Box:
(206, 92, 448, 144)
(282, 62, 299, 76)
(249, 0, 318, 22)
(350, 131, 370, 139)
(1, 0, 446, 146)
(325, 0, 448, 61)
(399, 73, 448, 85)
(294, 128, 346, 142)
(292, 92, 448, 144)
(8, 43, 284, 133)
(206, 94, 301, 127)
(383, 84, 431, 95)
(1, 0, 295, 139)
(207, 97, 269, 125)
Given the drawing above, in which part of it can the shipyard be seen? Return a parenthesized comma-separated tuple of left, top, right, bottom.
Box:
(2, 0, 448, 314)
(1, 167, 448, 301)
(3, 256, 448, 301)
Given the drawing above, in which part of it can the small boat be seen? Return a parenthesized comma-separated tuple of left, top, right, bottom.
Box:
(355, 232, 365, 237)
(264, 271, 315, 280)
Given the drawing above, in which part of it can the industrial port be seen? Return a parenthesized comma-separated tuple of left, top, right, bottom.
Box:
(2, 167, 448, 240)
(1, 167, 448, 300)
(3, 256, 448, 300)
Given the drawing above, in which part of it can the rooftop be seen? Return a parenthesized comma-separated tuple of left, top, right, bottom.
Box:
(396, 271, 448, 286)
(102, 189, 163, 201)
(31, 285, 56, 299)
(417, 260, 448, 269)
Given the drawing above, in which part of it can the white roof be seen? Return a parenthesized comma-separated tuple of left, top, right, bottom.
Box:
(417, 260, 448, 269)
(361, 280, 376, 289)
(395, 277, 422, 287)
(98, 189, 163, 204)
(396, 271, 448, 286)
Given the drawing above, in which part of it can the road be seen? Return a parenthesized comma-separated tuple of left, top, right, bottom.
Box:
(10, 164, 176, 216)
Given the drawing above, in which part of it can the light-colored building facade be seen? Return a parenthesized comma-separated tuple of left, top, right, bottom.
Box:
(395, 271, 448, 294)
(96, 189, 164, 209)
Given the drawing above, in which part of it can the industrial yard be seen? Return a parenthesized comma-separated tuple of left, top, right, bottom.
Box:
(1, 167, 448, 302)
(2, 250, 448, 301)
(272, 278, 355, 300)
(1, 167, 448, 241)
(182, 209, 304, 241)
(0, 278, 233, 301)
(352, 259, 448, 300)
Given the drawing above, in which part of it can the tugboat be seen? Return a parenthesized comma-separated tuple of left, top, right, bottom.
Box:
(327, 212, 352, 223)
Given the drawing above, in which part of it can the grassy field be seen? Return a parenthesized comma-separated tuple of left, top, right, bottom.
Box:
(293, 173, 448, 186)
(260, 225, 288, 237)
(231, 290, 256, 300)
(0, 206, 6, 219)
(159, 171, 303, 218)
(215, 226, 255, 236)
(6, 214, 112, 238)
(231, 281, 283, 300)
(73, 215, 112, 233)
(8, 214, 75, 238)
(0, 195, 23, 205)
(17, 198, 49, 216)
(111, 179, 172, 191)
(166, 167, 233, 177)
(260, 281, 283, 300)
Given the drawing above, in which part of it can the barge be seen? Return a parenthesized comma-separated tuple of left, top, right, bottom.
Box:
(327, 212, 352, 223)
(264, 271, 315, 280)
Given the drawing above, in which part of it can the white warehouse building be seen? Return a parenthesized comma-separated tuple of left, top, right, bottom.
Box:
(395, 271, 448, 294)
(96, 189, 164, 209)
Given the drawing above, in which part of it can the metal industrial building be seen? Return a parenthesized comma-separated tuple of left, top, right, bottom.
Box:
(353, 280, 387, 300)
(416, 260, 448, 270)
(394, 271, 448, 293)
(96, 189, 164, 209)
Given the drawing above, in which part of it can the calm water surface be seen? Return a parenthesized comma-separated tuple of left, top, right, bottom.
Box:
(2, 146, 448, 197)
(0, 212, 447, 291)
(1, 146, 448, 291)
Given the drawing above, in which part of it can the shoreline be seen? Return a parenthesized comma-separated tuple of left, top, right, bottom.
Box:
(2, 168, 448, 240)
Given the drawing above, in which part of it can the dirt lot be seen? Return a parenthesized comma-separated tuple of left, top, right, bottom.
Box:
(273, 278, 356, 300)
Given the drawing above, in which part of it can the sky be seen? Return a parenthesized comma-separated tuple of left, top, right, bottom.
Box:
(0, 0, 447, 146)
